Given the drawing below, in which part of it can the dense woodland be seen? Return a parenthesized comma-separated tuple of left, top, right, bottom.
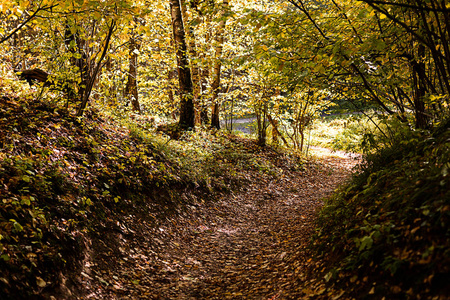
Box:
(0, 0, 449, 299)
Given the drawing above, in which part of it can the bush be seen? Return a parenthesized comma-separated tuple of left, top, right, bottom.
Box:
(311, 119, 450, 299)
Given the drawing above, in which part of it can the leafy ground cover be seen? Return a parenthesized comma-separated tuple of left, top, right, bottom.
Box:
(310, 120, 450, 299)
(68, 144, 358, 299)
(0, 95, 323, 299)
(2, 94, 447, 300)
(0, 94, 194, 298)
(0, 96, 202, 297)
(310, 113, 378, 153)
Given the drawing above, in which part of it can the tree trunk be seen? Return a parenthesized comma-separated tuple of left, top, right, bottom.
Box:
(412, 44, 429, 129)
(167, 68, 176, 119)
(76, 20, 116, 116)
(180, 0, 201, 125)
(169, 0, 195, 129)
(200, 69, 210, 124)
(267, 114, 289, 146)
(124, 36, 140, 113)
(211, 103, 220, 129)
(299, 125, 305, 152)
(255, 100, 268, 146)
(210, 0, 228, 129)
(271, 118, 279, 146)
(200, 18, 212, 125)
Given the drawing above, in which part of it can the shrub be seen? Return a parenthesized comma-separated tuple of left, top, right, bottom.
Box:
(311, 119, 450, 299)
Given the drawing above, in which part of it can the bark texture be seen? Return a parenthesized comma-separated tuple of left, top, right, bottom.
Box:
(170, 0, 195, 129)
(180, 0, 201, 125)
(124, 37, 141, 113)
(210, 0, 228, 129)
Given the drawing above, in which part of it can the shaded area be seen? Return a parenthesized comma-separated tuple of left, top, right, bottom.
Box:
(77, 141, 359, 299)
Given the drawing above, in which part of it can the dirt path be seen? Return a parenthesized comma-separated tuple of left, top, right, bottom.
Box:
(80, 149, 360, 299)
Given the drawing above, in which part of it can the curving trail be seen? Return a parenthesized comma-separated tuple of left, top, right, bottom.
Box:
(80, 147, 360, 299)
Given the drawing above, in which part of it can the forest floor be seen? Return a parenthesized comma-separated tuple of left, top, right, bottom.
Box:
(2, 97, 447, 300)
(78, 146, 360, 299)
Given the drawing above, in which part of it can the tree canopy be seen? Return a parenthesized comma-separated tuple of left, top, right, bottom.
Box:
(1, 0, 447, 132)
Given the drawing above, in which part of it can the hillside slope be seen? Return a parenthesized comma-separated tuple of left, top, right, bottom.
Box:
(311, 120, 450, 299)
(2, 95, 329, 299)
(0, 95, 203, 298)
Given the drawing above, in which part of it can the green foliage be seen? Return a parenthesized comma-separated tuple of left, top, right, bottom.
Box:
(0, 95, 305, 298)
(310, 114, 373, 153)
(241, 0, 450, 130)
(134, 123, 288, 190)
(0, 97, 180, 297)
(311, 119, 450, 298)
(309, 113, 416, 154)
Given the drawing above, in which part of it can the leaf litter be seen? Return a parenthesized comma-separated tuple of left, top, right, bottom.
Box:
(80, 145, 360, 299)
(0, 96, 360, 299)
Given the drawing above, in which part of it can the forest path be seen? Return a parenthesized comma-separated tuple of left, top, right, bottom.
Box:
(82, 147, 360, 299)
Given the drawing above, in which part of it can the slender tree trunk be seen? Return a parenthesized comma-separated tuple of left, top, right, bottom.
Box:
(76, 21, 115, 116)
(268, 114, 288, 146)
(167, 69, 177, 119)
(200, 68, 210, 124)
(169, 0, 195, 129)
(271, 118, 279, 146)
(211, 102, 220, 129)
(230, 98, 234, 131)
(210, 0, 228, 129)
(180, 0, 201, 125)
(299, 124, 305, 152)
(255, 99, 268, 146)
(124, 36, 140, 113)
(200, 16, 212, 125)
(75, 37, 89, 115)
(412, 45, 429, 129)
(63, 21, 79, 105)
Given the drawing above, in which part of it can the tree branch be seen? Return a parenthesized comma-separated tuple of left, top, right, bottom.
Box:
(0, 4, 58, 44)
(287, 0, 329, 40)
(76, 20, 116, 116)
(362, 0, 450, 12)
(361, 0, 447, 62)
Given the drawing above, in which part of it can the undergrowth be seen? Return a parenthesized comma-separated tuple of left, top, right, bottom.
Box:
(0, 94, 301, 299)
(0, 95, 186, 298)
(310, 113, 381, 153)
(311, 119, 450, 299)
